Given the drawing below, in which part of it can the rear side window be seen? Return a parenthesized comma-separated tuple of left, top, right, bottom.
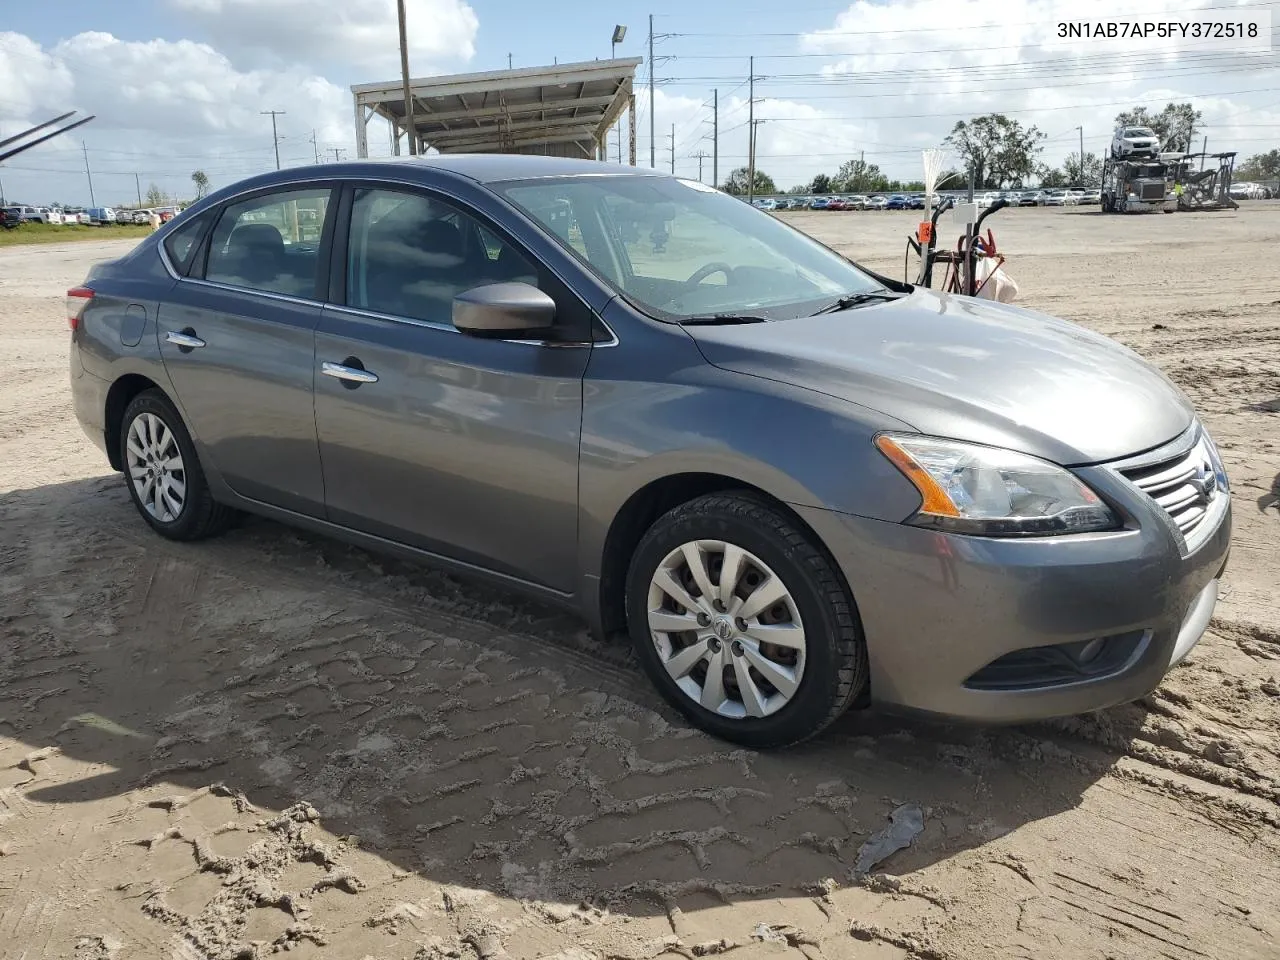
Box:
(162, 213, 210, 275)
(202, 188, 333, 298)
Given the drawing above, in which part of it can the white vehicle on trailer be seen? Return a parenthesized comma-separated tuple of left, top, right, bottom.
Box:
(1111, 126, 1161, 159)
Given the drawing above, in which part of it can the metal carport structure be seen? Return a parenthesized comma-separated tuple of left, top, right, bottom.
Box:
(351, 58, 642, 163)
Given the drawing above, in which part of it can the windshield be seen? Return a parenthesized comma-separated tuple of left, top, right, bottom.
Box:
(1126, 128, 1156, 138)
(495, 174, 885, 321)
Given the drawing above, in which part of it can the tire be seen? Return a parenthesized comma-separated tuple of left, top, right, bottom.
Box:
(625, 492, 868, 748)
(119, 389, 235, 541)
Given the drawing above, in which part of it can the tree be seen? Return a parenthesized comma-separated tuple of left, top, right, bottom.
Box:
(1062, 151, 1103, 187)
(808, 173, 832, 194)
(1114, 102, 1202, 152)
(934, 168, 964, 190)
(1238, 149, 1280, 181)
(191, 170, 211, 199)
(1038, 167, 1068, 188)
(145, 183, 166, 206)
(832, 158, 889, 192)
(720, 167, 777, 196)
(945, 114, 1046, 189)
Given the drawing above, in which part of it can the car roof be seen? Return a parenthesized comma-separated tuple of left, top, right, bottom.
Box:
(329, 154, 664, 185)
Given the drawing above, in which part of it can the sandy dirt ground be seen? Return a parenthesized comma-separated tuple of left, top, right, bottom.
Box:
(1, 205, 1278, 960)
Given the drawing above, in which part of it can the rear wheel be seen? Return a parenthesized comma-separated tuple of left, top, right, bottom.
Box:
(625, 493, 868, 747)
(120, 390, 234, 541)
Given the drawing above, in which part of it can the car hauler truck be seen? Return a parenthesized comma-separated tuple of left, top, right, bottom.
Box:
(1101, 156, 1175, 213)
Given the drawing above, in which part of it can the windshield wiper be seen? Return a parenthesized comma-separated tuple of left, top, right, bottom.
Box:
(676, 313, 770, 325)
(812, 291, 902, 315)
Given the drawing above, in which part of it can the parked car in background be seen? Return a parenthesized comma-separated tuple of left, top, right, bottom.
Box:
(4, 205, 45, 223)
(1041, 191, 1066, 206)
(826, 197, 847, 211)
(846, 195, 868, 210)
(1082, 189, 1102, 204)
(86, 207, 117, 225)
(809, 197, 830, 210)
(885, 195, 909, 210)
(865, 195, 888, 210)
(68, 155, 1233, 748)
(976, 192, 1001, 208)
(1062, 190, 1084, 205)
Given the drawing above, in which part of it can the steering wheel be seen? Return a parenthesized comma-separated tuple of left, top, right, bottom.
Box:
(683, 262, 734, 288)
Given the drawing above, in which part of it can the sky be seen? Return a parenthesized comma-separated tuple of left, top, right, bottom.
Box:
(1, 0, 1277, 205)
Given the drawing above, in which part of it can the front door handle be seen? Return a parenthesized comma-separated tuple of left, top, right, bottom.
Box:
(165, 330, 206, 349)
(321, 361, 379, 384)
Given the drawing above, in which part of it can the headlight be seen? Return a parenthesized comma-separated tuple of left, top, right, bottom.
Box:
(1202, 429, 1230, 493)
(874, 434, 1119, 537)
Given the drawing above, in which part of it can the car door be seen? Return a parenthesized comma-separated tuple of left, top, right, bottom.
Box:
(157, 184, 335, 517)
(313, 183, 593, 593)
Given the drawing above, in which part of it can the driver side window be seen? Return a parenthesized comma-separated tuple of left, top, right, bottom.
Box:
(345, 187, 538, 325)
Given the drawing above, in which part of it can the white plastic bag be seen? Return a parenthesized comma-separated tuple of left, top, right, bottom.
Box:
(973, 256, 1019, 303)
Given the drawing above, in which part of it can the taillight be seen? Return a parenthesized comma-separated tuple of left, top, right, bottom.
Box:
(67, 286, 94, 330)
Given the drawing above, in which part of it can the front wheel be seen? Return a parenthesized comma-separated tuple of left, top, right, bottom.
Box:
(120, 389, 235, 541)
(625, 493, 868, 747)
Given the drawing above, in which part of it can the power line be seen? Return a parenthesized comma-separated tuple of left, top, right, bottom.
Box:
(755, 85, 1280, 122)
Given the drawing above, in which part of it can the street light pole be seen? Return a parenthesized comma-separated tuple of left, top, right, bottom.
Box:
(612, 25, 627, 164)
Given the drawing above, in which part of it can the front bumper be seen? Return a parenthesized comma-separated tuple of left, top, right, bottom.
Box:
(795, 453, 1231, 723)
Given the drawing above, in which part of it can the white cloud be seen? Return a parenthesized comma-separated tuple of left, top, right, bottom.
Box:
(168, 0, 479, 75)
(764, 0, 1280, 185)
(0, 32, 74, 120)
(611, 0, 1280, 189)
(0, 31, 350, 206)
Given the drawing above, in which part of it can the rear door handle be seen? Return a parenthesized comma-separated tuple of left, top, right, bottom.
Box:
(165, 330, 206, 349)
(321, 361, 379, 384)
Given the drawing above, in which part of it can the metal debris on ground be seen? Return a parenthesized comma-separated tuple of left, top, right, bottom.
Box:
(852, 803, 925, 877)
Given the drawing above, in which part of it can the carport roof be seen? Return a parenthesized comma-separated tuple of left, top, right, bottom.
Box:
(351, 58, 641, 157)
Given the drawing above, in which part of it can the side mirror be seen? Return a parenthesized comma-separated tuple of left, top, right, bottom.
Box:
(452, 282, 556, 338)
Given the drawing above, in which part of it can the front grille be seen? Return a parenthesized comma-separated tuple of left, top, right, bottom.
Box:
(1139, 182, 1166, 201)
(1118, 438, 1217, 538)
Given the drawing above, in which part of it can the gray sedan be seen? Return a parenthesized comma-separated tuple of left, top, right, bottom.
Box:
(68, 156, 1230, 747)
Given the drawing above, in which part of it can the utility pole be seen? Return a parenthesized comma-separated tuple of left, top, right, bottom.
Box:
(712, 88, 718, 188)
(648, 14, 655, 169)
(1077, 126, 1084, 184)
(134, 172, 142, 207)
(747, 57, 755, 201)
(508, 53, 513, 69)
(82, 141, 96, 208)
(668, 124, 675, 173)
(329, 148, 346, 162)
(261, 110, 285, 169)
(397, 0, 417, 155)
(692, 150, 708, 182)
(1200, 134, 1208, 172)
(310, 129, 320, 164)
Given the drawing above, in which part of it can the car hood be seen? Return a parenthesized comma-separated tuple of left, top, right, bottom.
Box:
(685, 288, 1193, 466)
